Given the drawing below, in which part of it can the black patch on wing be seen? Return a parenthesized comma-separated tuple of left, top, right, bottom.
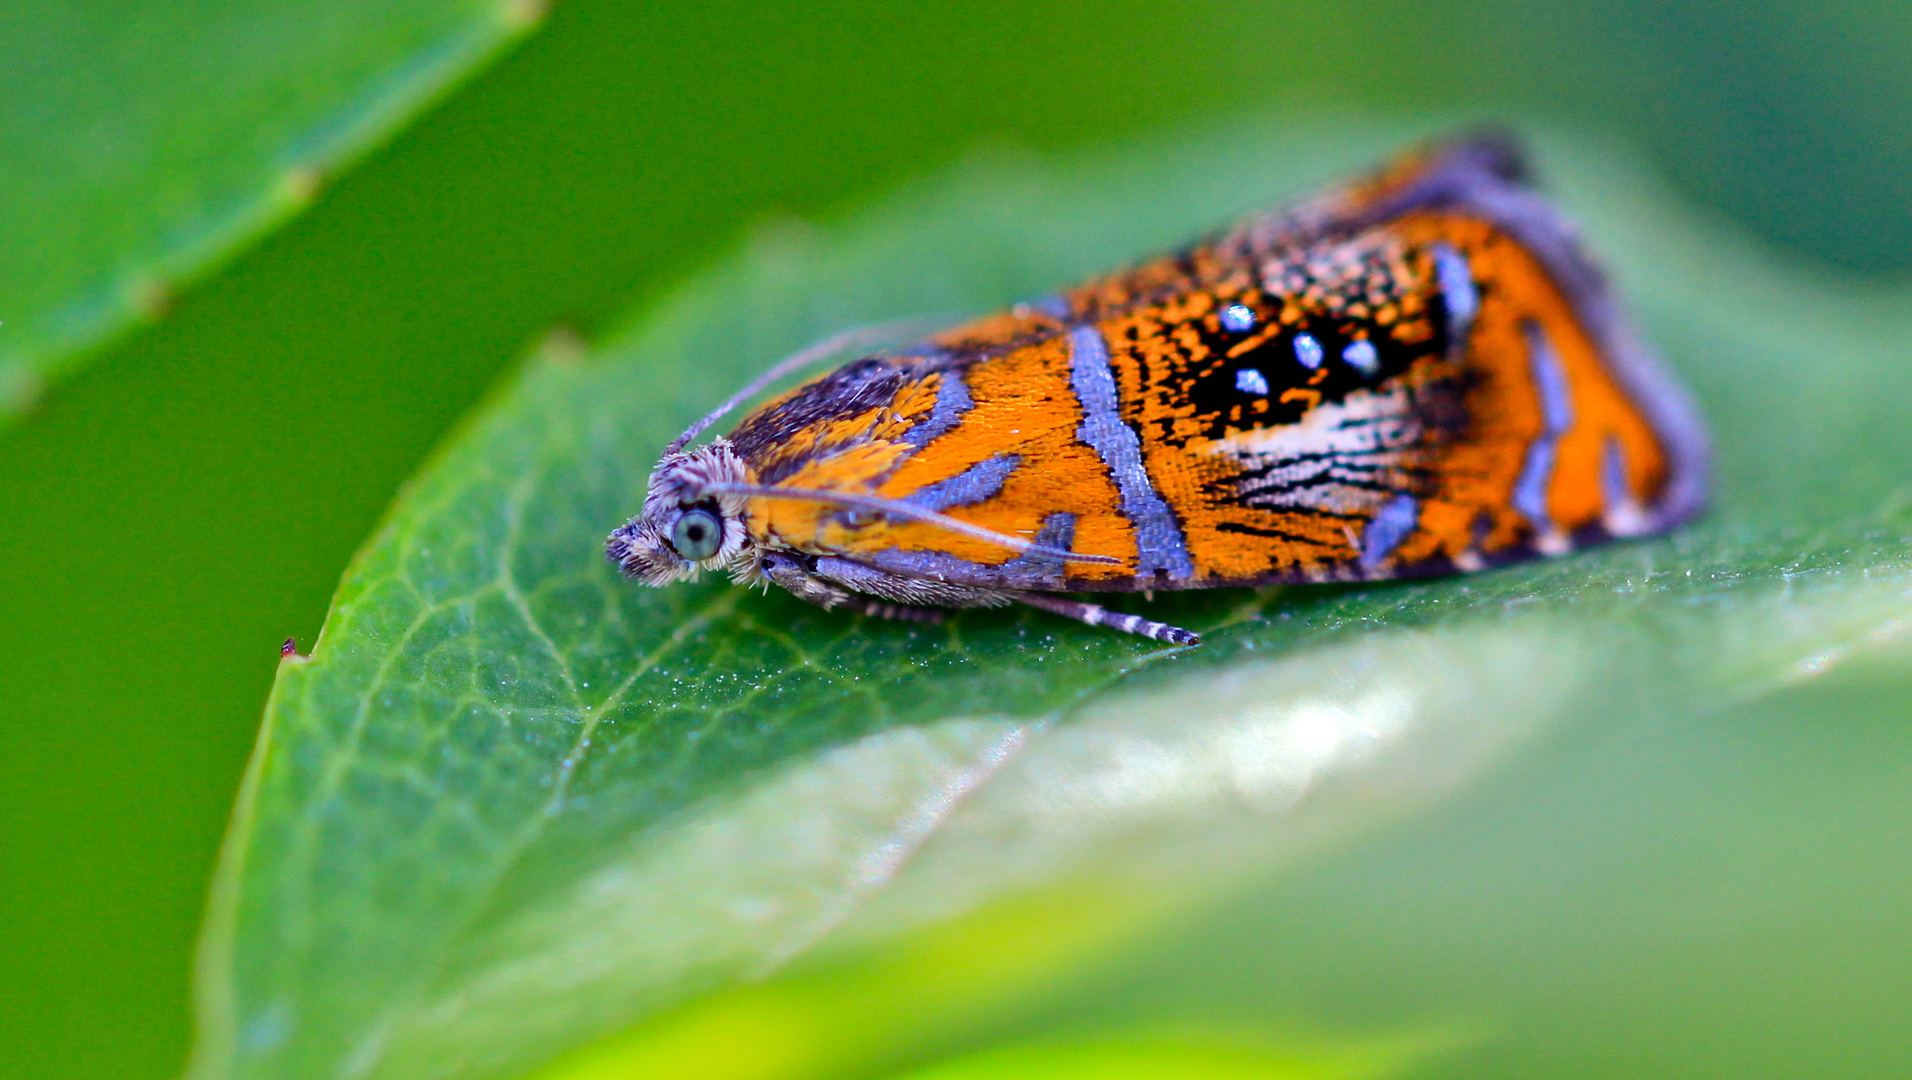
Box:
(1111, 243, 1466, 454)
(1176, 313, 1450, 446)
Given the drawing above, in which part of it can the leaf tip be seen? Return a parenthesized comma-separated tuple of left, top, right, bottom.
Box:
(0, 364, 45, 417)
(277, 166, 326, 208)
(535, 325, 589, 369)
(498, 0, 550, 31)
(127, 276, 175, 321)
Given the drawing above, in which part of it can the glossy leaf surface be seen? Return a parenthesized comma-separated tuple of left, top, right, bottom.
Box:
(193, 122, 1912, 1080)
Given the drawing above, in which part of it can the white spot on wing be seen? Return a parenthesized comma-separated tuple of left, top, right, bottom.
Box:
(1221, 304, 1258, 333)
(1342, 339, 1380, 377)
(1293, 333, 1324, 370)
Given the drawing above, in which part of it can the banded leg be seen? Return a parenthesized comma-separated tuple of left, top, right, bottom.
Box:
(1007, 592, 1200, 646)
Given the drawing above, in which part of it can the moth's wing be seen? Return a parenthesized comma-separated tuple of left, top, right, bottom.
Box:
(1067, 131, 1707, 591)
(734, 329, 1153, 593)
(734, 131, 1705, 596)
(1384, 133, 1710, 535)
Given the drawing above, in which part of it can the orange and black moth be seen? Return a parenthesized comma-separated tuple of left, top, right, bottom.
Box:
(607, 133, 1707, 646)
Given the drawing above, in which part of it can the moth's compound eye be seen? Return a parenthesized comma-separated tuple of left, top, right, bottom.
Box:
(670, 508, 723, 561)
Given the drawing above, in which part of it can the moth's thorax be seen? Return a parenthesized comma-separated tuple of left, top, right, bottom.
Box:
(605, 440, 759, 585)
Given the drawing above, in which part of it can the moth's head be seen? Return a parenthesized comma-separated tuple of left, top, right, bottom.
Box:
(606, 440, 757, 585)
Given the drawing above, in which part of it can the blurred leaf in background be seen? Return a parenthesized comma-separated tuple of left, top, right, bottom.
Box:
(0, 0, 540, 416)
(3, 2, 1912, 1080)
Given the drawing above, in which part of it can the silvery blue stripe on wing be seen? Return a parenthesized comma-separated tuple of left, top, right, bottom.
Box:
(1510, 319, 1575, 531)
(1067, 324, 1194, 580)
(1000, 512, 1076, 578)
(901, 453, 1021, 513)
(1359, 493, 1419, 571)
(1432, 242, 1478, 345)
(902, 368, 974, 448)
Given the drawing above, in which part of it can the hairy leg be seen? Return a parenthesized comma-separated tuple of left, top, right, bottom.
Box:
(761, 552, 949, 623)
(763, 551, 1198, 643)
(760, 551, 856, 610)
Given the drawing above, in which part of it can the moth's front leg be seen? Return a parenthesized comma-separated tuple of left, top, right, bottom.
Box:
(759, 550, 853, 610)
(759, 551, 948, 624)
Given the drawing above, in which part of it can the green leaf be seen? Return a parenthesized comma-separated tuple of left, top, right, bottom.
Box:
(0, 0, 542, 418)
(190, 118, 1912, 1080)
(872, 1033, 1436, 1080)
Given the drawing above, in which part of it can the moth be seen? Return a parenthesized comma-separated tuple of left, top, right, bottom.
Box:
(606, 132, 1707, 646)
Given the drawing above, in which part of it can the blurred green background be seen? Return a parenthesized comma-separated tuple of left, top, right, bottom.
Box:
(3, 2, 1910, 1078)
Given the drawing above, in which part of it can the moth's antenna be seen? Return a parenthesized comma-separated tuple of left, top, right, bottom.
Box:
(665, 318, 949, 456)
(706, 483, 1123, 566)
